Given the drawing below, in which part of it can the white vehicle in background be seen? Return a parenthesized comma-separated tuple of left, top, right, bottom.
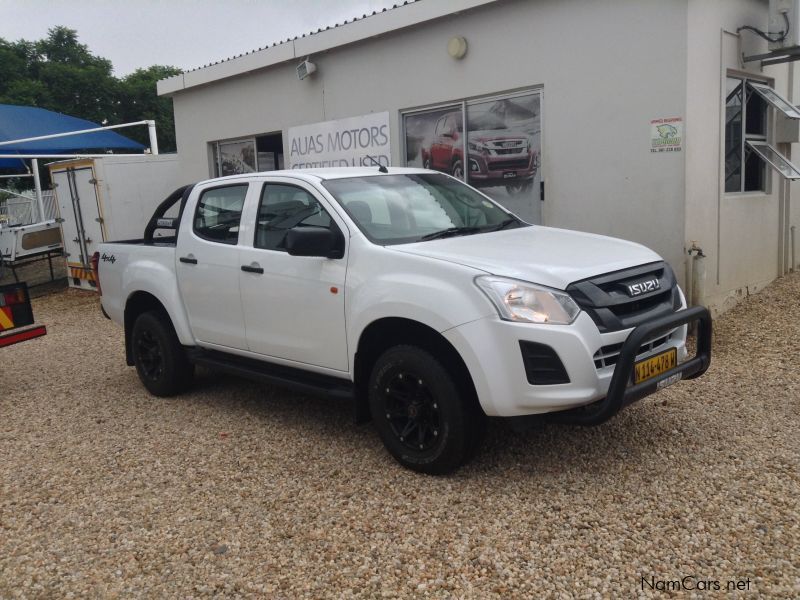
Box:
(95, 167, 712, 474)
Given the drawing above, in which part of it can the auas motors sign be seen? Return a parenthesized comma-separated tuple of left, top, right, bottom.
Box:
(288, 112, 390, 169)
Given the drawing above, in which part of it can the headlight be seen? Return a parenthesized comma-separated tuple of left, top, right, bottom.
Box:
(475, 275, 580, 325)
(468, 141, 488, 152)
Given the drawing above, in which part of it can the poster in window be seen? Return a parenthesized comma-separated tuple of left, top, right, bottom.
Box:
(466, 93, 542, 223)
(218, 139, 257, 176)
(403, 106, 465, 180)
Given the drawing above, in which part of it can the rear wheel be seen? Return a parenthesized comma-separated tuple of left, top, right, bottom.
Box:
(131, 310, 193, 396)
(368, 345, 482, 474)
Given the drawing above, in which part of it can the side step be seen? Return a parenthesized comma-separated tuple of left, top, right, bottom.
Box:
(187, 348, 355, 401)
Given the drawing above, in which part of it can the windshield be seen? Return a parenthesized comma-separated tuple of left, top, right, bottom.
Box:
(322, 173, 527, 245)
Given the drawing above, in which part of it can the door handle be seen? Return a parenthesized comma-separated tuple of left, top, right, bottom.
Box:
(241, 264, 264, 274)
(179, 256, 198, 265)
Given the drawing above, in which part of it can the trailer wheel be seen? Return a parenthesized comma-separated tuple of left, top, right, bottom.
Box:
(131, 310, 193, 396)
(368, 345, 481, 475)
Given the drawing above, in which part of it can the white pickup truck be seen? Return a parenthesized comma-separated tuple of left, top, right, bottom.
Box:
(96, 167, 711, 474)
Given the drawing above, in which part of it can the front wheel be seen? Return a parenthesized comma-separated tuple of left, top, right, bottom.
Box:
(131, 310, 194, 397)
(368, 345, 482, 474)
(505, 180, 533, 195)
(451, 160, 464, 180)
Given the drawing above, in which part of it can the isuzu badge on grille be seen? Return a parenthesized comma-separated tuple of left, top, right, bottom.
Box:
(626, 279, 661, 297)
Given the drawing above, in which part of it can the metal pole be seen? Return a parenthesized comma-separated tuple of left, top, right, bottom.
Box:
(31, 159, 45, 222)
(147, 120, 159, 155)
(792, 225, 797, 273)
(0, 121, 150, 147)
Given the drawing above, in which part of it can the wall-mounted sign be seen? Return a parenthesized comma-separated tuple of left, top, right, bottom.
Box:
(288, 111, 391, 169)
(650, 117, 683, 153)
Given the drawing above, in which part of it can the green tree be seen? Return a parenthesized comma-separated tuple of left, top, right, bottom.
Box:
(0, 27, 181, 153)
(117, 66, 182, 152)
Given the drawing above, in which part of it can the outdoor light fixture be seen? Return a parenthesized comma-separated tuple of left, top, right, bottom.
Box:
(297, 59, 317, 80)
(447, 36, 468, 59)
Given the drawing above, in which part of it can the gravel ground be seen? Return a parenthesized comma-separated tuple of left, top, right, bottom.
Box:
(1, 275, 799, 598)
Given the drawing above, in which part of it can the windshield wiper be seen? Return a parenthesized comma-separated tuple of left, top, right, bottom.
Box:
(487, 217, 520, 231)
(419, 226, 483, 241)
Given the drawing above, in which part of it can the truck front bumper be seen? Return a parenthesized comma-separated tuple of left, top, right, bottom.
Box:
(442, 306, 712, 419)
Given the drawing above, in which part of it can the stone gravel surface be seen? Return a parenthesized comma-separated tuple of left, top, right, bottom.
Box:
(1, 275, 799, 598)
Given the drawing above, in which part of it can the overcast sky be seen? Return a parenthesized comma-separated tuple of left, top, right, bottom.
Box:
(0, 0, 403, 76)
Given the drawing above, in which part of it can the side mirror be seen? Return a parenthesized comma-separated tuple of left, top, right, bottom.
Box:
(285, 226, 344, 259)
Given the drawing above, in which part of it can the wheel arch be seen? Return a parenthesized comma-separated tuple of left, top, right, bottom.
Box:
(353, 317, 481, 422)
(123, 291, 172, 366)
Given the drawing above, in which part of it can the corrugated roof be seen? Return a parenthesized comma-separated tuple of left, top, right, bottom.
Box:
(183, 1, 419, 75)
(157, 0, 503, 96)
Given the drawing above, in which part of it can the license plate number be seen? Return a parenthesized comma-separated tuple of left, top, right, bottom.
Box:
(503, 171, 517, 179)
(634, 348, 677, 384)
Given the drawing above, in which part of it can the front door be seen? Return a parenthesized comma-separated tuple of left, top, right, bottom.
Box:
(238, 179, 348, 371)
(176, 182, 250, 349)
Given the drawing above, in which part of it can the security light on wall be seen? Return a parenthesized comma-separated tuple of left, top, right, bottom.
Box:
(447, 36, 468, 59)
(297, 59, 317, 80)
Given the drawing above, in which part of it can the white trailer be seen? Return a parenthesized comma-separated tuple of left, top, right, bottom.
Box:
(49, 154, 183, 290)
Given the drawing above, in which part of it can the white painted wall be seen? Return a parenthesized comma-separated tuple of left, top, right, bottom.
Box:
(169, 0, 689, 278)
(684, 0, 791, 314)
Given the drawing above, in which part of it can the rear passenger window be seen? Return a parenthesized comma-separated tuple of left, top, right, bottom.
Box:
(255, 184, 333, 251)
(194, 184, 248, 244)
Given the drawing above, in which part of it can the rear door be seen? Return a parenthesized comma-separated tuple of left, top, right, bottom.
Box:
(238, 178, 349, 371)
(52, 165, 106, 288)
(175, 182, 252, 349)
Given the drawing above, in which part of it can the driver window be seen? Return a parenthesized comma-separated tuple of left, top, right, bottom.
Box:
(255, 183, 333, 251)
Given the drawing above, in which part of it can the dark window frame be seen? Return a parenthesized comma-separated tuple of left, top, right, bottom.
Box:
(192, 183, 249, 246)
(725, 75, 771, 194)
(253, 182, 338, 252)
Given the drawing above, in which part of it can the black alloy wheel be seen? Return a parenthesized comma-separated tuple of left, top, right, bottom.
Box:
(131, 310, 194, 397)
(369, 345, 483, 474)
(135, 327, 165, 381)
(382, 370, 442, 452)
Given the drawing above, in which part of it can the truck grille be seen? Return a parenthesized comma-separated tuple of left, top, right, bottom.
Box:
(487, 158, 530, 170)
(593, 332, 674, 369)
(566, 262, 681, 333)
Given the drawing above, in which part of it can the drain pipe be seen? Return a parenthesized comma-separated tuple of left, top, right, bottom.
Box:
(792, 225, 797, 273)
(687, 243, 706, 307)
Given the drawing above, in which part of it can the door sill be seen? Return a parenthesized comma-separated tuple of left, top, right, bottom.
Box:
(187, 347, 354, 400)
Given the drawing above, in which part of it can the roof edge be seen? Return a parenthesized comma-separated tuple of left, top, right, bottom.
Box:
(157, 0, 503, 96)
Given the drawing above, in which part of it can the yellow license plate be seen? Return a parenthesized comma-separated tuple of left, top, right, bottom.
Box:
(634, 348, 677, 384)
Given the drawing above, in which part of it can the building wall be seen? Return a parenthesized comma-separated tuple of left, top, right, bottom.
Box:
(684, 0, 790, 314)
(170, 0, 689, 276)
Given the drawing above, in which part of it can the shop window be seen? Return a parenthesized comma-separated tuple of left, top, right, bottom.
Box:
(401, 89, 543, 225)
(211, 133, 284, 177)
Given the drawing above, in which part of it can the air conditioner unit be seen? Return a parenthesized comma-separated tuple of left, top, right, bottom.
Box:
(769, 0, 800, 50)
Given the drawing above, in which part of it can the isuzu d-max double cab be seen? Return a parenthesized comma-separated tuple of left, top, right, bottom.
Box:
(96, 167, 711, 474)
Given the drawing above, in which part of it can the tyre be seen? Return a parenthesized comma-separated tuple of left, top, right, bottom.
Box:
(131, 310, 194, 396)
(505, 180, 532, 195)
(368, 345, 483, 475)
(451, 159, 464, 180)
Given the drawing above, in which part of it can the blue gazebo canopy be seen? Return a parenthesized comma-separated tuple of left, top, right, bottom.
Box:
(0, 104, 145, 170)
